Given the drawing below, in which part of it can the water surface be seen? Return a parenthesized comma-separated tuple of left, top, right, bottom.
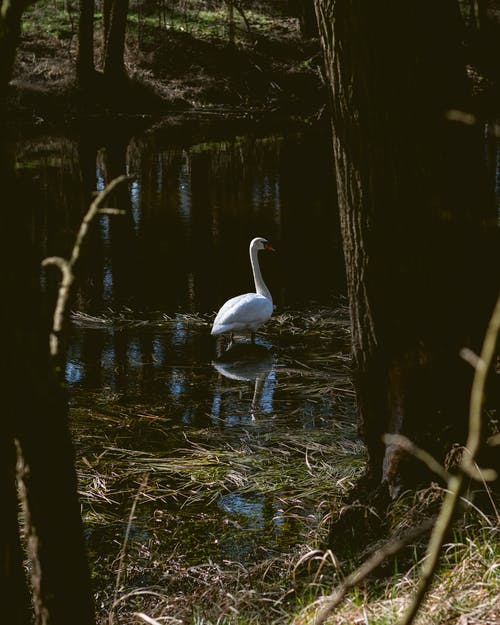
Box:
(14, 123, 363, 608)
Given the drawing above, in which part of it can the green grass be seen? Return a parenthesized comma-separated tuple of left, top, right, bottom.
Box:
(22, 1, 276, 44)
(22, 2, 75, 39)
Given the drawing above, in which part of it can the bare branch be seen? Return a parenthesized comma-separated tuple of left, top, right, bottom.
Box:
(309, 518, 435, 625)
(41, 256, 74, 356)
(109, 473, 149, 625)
(69, 175, 134, 267)
(382, 434, 451, 483)
(459, 346, 481, 369)
(399, 292, 500, 625)
(463, 293, 500, 471)
(298, 293, 500, 625)
(42, 175, 132, 357)
(97, 208, 127, 215)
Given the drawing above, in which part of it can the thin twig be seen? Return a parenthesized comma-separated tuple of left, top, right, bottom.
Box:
(302, 292, 500, 625)
(109, 473, 150, 625)
(41, 255, 73, 356)
(309, 518, 435, 625)
(399, 292, 500, 625)
(382, 434, 451, 483)
(42, 175, 133, 356)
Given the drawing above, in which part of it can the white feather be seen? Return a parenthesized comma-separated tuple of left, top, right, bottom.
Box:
(211, 237, 274, 340)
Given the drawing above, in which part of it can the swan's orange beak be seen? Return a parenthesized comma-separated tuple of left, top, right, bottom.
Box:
(264, 243, 275, 252)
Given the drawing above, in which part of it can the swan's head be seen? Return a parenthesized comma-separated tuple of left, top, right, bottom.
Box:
(251, 237, 275, 252)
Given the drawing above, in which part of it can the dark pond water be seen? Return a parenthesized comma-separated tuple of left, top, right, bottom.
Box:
(15, 124, 344, 314)
(14, 122, 364, 606)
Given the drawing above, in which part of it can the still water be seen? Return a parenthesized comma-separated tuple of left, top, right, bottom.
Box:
(14, 123, 363, 604)
(16, 126, 344, 314)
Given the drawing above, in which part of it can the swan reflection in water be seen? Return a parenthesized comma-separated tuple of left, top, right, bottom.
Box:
(211, 343, 276, 421)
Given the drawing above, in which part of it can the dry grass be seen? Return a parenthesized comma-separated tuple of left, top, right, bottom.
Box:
(73, 405, 366, 624)
(296, 516, 500, 625)
(68, 304, 499, 625)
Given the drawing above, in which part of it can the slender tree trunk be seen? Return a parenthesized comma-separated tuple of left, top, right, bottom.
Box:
(470, 0, 488, 30)
(76, 0, 95, 86)
(315, 0, 499, 496)
(102, 0, 111, 46)
(226, 0, 235, 46)
(299, 0, 318, 38)
(103, 0, 129, 81)
(0, 0, 31, 100)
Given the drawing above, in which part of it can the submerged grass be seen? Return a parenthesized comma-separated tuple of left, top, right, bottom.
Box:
(69, 303, 499, 624)
(69, 303, 365, 622)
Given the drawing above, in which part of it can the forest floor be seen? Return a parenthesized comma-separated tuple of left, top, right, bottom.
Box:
(6, 2, 325, 130)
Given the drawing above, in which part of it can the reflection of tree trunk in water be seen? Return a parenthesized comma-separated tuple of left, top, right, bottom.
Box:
(113, 330, 129, 394)
(76, 136, 106, 313)
(81, 329, 106, 389)
(316, 0, 499, 497)
(102, 139, 137, 308)
(251, 376, 265, 419)
(139, 334, 154, 393)
(0, 143, 95, 624)
(190, 152, 215, 312)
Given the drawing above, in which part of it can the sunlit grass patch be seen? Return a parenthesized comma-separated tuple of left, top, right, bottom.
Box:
(22, 2, 75, 40)
(293, 514, 500, 625)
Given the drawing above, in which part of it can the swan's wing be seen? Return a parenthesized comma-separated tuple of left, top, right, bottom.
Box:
(212, 293, 273, 333)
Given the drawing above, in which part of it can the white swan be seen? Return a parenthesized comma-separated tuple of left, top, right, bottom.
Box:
(211, 237, 275, 343)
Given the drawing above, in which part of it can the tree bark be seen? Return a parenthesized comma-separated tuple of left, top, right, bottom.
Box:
(76, 0, 95, 86)
(103, 0, 129, 82)
(14, 339, 96, 625)
(315, 0, 499, 496)
(0, 137, 96, 624)
(0, 439, 31, 625)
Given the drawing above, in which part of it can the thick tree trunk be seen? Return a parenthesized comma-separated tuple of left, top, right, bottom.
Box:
(1, 138, 96, 624)
(76, 0, 95, 86)
(15, 370, 96, 625)
(103, 0, 129, 82)
(315, 0, 499, 496)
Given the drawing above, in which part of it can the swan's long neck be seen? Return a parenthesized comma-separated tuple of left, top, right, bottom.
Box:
(250, 243, 272, 301)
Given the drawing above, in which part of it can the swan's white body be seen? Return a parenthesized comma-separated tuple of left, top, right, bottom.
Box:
(211, 237, 274, 341)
